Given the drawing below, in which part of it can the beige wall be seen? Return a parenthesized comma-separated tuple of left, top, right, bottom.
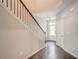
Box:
(0, 4, 45, 59)
(56, 2, 78, 58)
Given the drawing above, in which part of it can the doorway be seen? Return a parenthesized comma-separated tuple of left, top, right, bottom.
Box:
(46, 20, 56, 42)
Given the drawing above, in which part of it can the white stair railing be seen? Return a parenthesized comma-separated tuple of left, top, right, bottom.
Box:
(0, 0, 46, 39)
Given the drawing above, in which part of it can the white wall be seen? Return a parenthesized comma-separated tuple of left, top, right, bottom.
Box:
(56, 2, 78, 58)
(35, 17, 47, 32)
(0, 4, 45, 59)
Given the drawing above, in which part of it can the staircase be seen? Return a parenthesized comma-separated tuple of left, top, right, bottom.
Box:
(0, 0, 45, 39)
(0, 0, 46, 59)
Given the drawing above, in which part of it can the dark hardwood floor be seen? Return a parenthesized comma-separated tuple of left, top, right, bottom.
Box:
(28, 42, 77, 59)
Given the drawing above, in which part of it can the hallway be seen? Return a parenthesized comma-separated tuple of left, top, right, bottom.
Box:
(29, 42, 76, 59)
(0, 0, 78, 59)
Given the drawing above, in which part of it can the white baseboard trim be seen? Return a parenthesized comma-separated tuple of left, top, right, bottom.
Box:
(62, 47, 78, 58)
(24, 45, 46, 59)
(56, 43, 77, 58)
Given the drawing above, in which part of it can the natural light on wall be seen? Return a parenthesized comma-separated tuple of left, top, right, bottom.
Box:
(48, 21, 56, 36)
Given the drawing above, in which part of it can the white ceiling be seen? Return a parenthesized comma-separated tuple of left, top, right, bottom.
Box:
(23, 0, 77, 20)
(24, 0, 62, 13)
(22, 0, 62, 20)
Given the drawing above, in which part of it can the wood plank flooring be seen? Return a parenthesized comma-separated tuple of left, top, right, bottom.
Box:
(28, 42, 77, 59)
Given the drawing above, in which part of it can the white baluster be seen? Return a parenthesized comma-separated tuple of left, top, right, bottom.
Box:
(7, 0, 10, 10)
(24, 8, 26, 23)
(22, 5, 24, 21)
(18, 0, 20, 18)
(15, 0, 17, 16)
(12, 0, 14, 13)
(16, 0, 18, 16)
(17, 0, 20, 18)
(19, 2, 21, 19)
(10, 0, 12, 11)
(14, 0, 15, 14)
(3, 0, 7, 7)
(25, 9, 26, 24)
(26, 10, 28, 25)
(21, 4, 22, 20)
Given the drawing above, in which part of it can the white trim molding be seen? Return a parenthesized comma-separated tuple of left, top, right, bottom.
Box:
(24, 45, 46, 59)
(56, 43, 78, 58)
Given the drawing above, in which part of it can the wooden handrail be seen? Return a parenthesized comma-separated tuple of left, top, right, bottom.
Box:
(19, 0, 45, 34)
